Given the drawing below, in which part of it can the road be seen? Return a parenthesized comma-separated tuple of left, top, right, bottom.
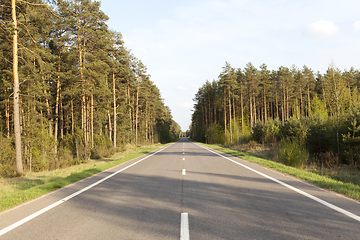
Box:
(1, 138, 360, 239)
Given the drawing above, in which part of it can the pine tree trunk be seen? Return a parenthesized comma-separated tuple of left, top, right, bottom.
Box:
(145, 101, 148, 141)
(135, 77, 140, 146)
(300, 87, 304, 116)
(208, 94, 211, 128)
(228, 89, 232, 143)
(91, 95, 94, 149)
(232, 95, 236, 140)
(54, 51, 61, 154)
(85, 96, 90, 160)
(241, 89, 244, 134)
(282, 84, 285, 123)
(5, 87, 10, 138)
(276, 90, 279, 119)
(224, 91, 227, 138)
(204, 102, 208, 128)
(71, 99, 74, 135)
(214, 93, 217, 125)
(307, 82, 311, 116)
(128, 86, 132, 143)
(253, 93, 257, 124)
(250, 94, 253, 131)
(108, 111, 112, 141)
(44, 87, 52, 136)
(113, 72, 116, 148)
(12, 0, 23, 175)
(60, 94, 64, 139)
(264, 87, 267, 124)
(286, 86, 289, 120)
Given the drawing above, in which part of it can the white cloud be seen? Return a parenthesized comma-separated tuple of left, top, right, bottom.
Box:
(306, 20, 339, 39)
(354, 21, 360, 33)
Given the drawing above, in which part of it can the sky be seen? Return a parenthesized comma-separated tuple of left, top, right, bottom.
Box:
(99, 0, 360, 131)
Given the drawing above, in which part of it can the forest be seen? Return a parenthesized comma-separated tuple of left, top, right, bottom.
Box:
(0, 0, 180, 177)
(190, 61, 360, 169)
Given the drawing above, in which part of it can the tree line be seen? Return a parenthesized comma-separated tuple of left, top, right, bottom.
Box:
(0, 0, 180, 177)
(190, 61, 360, 167)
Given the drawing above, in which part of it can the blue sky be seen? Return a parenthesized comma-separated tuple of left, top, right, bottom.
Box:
(99, 0, 360, 131)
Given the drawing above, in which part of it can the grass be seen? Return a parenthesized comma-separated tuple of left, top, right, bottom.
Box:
(201, 143, 360, 201)
(0, 145, 163, 212)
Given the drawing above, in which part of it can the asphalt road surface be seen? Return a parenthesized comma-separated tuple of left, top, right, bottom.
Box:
(1, 138, 360, 239)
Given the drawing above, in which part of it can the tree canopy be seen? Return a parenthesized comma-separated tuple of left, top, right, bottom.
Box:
(191, 62, 360, 167)
(0, 0, 180, 176)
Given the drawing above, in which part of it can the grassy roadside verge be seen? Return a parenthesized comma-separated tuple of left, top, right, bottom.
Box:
(0, 145, 164, 212)
(201, 143, 360, 201)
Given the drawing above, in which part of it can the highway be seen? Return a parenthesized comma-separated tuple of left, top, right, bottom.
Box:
(1, 138, 360, 239)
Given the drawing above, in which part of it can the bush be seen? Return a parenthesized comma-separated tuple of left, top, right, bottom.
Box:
(280, 118, 308, 144)
(92, 133, 113, 158)
(252, 121, 265, 143)
(205, 123, 225, 144)
(277, 138, 309, 168)
(251, 119, 281, 144)
(265, 119, 282, 143)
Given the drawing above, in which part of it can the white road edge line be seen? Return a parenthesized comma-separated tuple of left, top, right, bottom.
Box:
(182, 169, 186, 176)
(180, 212, 190, 240)
(197, 143, 360, 223)
(0, 144, 173, 237)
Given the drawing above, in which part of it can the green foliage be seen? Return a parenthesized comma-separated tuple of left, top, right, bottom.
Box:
(92, 133, 113, 158)
(280, 118, 308, 144)
(252, 121, 265, 143)
(306, 116, 337, 157)
(205, 124, 225, 144)
(0, 135, 15, 177)
(252, 119, 282, 144)
(277, 138, 309, 168)
(0, 0, 179, 178)
(342, 105, 360, 166)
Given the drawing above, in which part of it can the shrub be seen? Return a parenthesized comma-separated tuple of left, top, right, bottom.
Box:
(264, 118, 282, 143)
(280, 118, 308, 144)
(252, 121, 265, 143)
(277, 138, 309, 168)
(205, 123, 225, 144)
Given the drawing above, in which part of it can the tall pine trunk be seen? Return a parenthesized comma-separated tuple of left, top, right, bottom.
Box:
(250, 94, 253, 131)
(135, 77, 140, 145)
(12, 0, 23, 175)
(223, 90, 227, 138)
(113, 72, 117, 148)
(232, 95, 236, 141)
(91, 95, 94, 149)
(241, 88, 244, 134)
(5, 87, 10, 138)
(228, 88, 232, 143)
(307, 82, 311, 116)
(54, 47, 62, 155)
(108, 110, 112, 141)
(263, 87, 267, 124)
